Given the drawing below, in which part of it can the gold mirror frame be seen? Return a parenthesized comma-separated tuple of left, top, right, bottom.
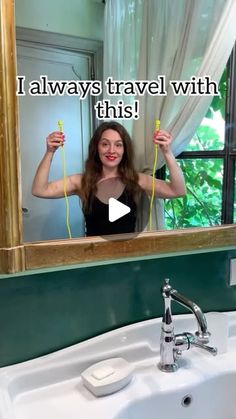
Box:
(1, 1, 236, 274)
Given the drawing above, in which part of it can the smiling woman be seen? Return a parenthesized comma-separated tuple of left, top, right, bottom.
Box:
(0, 0, 236, 274)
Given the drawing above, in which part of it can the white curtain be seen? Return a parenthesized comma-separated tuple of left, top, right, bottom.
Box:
(103, 0, 143, 133)
(134, 0, 236, 170)
(103, 0, 236, 229)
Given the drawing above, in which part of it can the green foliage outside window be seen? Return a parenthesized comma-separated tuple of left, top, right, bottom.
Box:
(165, 70, 227, 229)
(166, 159, 223, 229)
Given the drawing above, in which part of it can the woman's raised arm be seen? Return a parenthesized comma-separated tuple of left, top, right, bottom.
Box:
(32, 131, 81, 198)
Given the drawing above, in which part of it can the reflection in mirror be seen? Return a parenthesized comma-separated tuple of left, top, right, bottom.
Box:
(15, 1, 236, 242)
(16, 40, 179, 241)
(17, 39, 93, 241)
(31, 121, 186, 237)
(15, 0, 105, 242)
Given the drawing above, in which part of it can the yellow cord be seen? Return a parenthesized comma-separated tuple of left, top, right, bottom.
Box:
(148, 119, 160, 231)
(58, 120, 72, 239)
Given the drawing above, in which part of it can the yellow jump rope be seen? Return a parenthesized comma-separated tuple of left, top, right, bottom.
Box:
(58, 120, 72, 239)
(148, 119, 160, 231)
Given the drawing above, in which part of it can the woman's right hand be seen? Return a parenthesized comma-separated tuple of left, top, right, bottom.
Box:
(46, 131, 65, 153)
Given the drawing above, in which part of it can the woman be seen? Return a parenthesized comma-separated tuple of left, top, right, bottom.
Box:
(32, 121, 186, 236)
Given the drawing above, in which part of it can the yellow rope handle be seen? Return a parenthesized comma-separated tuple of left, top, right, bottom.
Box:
(58, 120, 72, 239)
(148, 119, 160, 231)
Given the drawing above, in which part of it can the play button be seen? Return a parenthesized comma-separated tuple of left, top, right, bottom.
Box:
(92, 177, 150, 239)
(108, 198, 131, 222)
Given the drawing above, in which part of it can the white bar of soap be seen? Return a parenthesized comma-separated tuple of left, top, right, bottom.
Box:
(81, 358, 134, 397)
(92, 366, 115, 380)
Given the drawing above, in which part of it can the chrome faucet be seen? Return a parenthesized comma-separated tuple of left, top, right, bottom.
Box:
(159, 279, 217, 372)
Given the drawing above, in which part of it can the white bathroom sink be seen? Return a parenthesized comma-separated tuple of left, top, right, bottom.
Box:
(0, 312, 236, 419)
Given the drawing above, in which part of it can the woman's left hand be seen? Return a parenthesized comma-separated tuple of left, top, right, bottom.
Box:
(153, 129, 172, 154)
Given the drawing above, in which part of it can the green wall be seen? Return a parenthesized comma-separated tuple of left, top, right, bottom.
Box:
(15, 0, 104, 41)
(1, 249, 236, 367)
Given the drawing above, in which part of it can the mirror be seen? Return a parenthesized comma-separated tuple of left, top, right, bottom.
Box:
(0, 0, 235, 274)
(15, 1, 235, 242)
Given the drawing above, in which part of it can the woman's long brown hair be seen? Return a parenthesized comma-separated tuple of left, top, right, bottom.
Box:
(80, 121, 139, 214)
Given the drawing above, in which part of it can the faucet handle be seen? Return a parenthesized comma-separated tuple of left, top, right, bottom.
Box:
(186, 333, 217, 356)
(174, 333, 217, 356)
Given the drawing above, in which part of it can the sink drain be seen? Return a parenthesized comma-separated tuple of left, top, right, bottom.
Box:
(181, 394, 193, 407)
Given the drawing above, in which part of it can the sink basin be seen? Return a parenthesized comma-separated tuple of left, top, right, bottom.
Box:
(114, 372, 236, 419)
(0, 312, 236, 419)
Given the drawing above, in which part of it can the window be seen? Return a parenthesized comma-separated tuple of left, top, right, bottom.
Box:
(164, 44, 236, 229)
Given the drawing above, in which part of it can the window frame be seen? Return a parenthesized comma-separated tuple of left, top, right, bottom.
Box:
(162, 44, 236, 226)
